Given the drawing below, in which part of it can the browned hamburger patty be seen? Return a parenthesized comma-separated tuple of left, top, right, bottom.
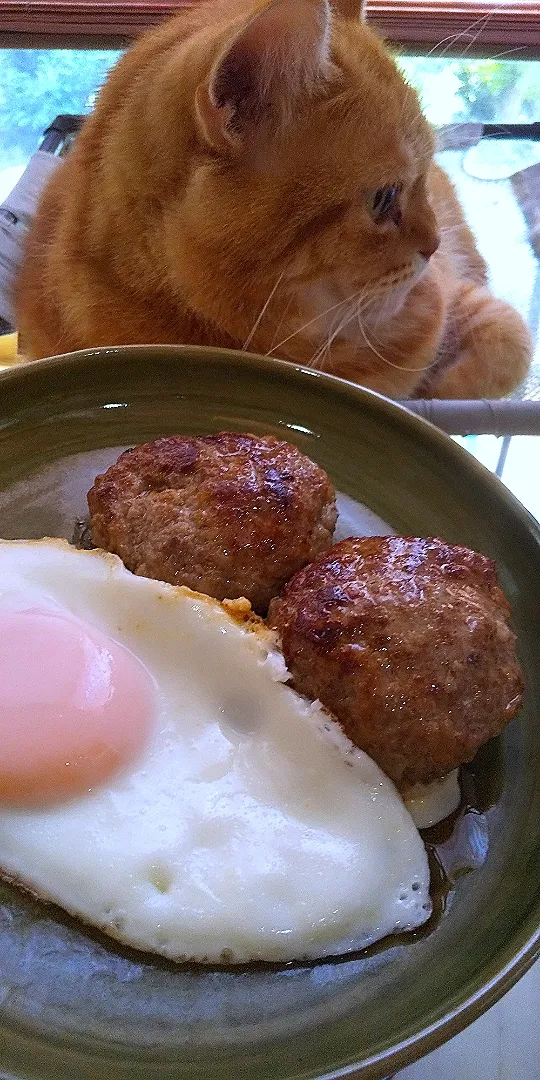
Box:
(87, 433, 337, 613)
(268, 536, 523, 787)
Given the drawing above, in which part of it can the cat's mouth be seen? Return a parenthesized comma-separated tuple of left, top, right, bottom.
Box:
(300, 259, 423, 351)
(370, 254, 428, 300)
(367, 262, 426, 324)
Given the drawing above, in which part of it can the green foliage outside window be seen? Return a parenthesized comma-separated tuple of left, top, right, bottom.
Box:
(0, 48, 539, 173)
(399, 56, 540, 125)
(0, 49, 120, 169)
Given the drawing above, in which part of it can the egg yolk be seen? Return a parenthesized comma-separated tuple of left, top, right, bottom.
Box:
(0, 607, 154, 807)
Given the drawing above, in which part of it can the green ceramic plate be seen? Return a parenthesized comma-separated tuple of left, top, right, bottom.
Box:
(0, 345, 539, 1080)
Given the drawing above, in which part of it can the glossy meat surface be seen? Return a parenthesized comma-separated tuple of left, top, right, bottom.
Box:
(88, 433, 336, 614)
(269, 536, 523, 785)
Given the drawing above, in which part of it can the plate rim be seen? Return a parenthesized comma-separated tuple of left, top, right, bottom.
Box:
(1, 341, 539, 542)
(0, 343, 539, 1080)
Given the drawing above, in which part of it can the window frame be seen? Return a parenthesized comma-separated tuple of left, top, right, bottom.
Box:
(0, 0, 539, 55)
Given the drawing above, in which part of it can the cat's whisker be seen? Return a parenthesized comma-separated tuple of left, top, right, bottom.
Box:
(268, 293, 295, 352)
(361, 316, 416, 363)
(482, 45, 524, 61)
(426, 11, 493, 57)
(307, 308, 346, 369)
(459, 12, 495, 58)
(429, 15, 491, 58)
(309, 296, 370, 371)
(242, 271, 285, 351)
(356, 311, 432, 374)
(307, 343, 327, 371)
(307, 313, 343, 370)
(267, 289, 364, 356)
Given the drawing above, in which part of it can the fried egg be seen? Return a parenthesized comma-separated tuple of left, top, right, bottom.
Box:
(0, 539, 431, 964)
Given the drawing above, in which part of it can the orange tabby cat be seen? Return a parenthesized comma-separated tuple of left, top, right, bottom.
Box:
(15, 0, 531, 398)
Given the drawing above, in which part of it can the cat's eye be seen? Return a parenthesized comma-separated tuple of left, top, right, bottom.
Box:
(371, 186, 400, 222)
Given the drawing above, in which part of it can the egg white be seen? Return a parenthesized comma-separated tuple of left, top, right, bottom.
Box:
(0, 539, 432, 964)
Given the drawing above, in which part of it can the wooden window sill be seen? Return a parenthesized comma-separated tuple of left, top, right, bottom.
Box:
(0, 0, 539, 54)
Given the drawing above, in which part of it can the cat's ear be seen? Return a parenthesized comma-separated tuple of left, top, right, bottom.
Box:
(195, 0, 332, 152)
(329, 0, 366, 18)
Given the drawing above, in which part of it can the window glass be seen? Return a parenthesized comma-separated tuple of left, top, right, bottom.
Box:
(1, 48, 538, 400)
(0, 49, 121, 195)
(399, 57, 540, 125)
(2, 49, 539, 174)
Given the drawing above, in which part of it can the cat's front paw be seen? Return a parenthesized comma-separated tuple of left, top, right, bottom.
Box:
(429, 288, 532, 399)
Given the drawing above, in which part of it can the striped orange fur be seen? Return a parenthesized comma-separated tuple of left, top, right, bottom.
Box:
(15, 0, 531, 398)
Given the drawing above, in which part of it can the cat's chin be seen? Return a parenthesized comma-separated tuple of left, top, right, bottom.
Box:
(367, 275, 423, 327)
(369, 255, 431, 320)
(299, 259, 427, 350)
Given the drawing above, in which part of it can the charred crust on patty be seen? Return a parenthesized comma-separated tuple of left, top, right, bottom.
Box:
(269, 535, 523, 787)
(87, 432, 337, 614)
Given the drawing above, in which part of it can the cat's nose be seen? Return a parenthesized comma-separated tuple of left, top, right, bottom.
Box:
(411, 199, 440, 260)
(419, 232, 440, 261)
